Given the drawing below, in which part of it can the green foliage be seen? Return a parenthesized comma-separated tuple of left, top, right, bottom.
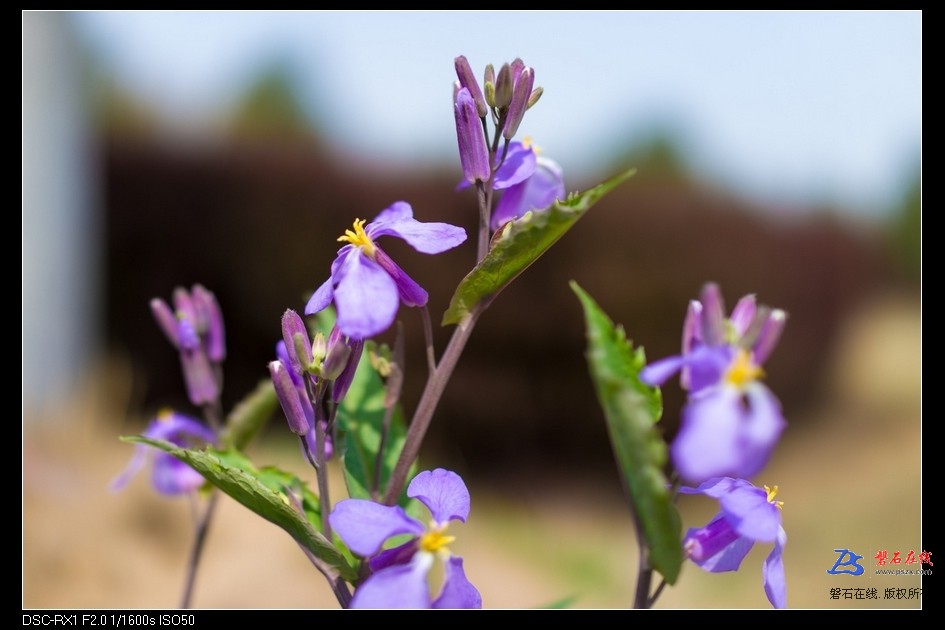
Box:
(571, 282, 682, 585)
(335, 345, 412, 504)
(442, 169, 635, 325)
(220, 379, 278, 451)
(123, 436, 357, 581)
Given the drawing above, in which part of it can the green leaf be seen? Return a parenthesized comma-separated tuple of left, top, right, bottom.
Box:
(335, 348, 412, 503)
(123, 436, 357, 581)
(443, 169, 635, 325)
(220, 379, 278, 451)
(570, 282, 682, 585)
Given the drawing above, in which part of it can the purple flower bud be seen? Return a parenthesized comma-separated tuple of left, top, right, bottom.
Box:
(454, 55, 487, 118)
(503, 67, 533, 140)
(150, 298, 180, 348)
(453, 88, 490, 184)
(332, 336, 364, 404)
(729, 294, 757, 341)
(494, 63, 513, 109)
(180, 342, 218, 406)
(700, 283, 726, 346)
(172, 286, 196, 323)
(281, 309, 313, 376)
(323, 326, 352, 382)
(680, 300, 703, 390)
(753, 309, 787, 365)
(192, 284, 226, 362)
(270, 360, 313, 435)
(510, 58, 525, 84)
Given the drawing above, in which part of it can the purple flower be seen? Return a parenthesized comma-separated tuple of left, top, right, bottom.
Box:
(329, 469, 482, 609)
(150, 284, 226, 406)
(111, 411, 217, 496)
(304, 203, 466, 339)
(679, 477, 787, 609)
(491, 151, 564, 230)
(641, 283, 788, 483)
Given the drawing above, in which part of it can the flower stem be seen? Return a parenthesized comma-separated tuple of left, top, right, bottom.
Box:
(634, 548, 654, 609)
(476, 182, 489, 261)
(179, 490, 219, 608)
(314, 417, 332, 539)
(382, 306, 482, 505)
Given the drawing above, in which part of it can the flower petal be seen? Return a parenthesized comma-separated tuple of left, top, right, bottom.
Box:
(151, 454, 206, 495)
(373, 247, 429, 307)
(368, 211, 467, 255)
(678, 476, 741, 498)
(329, 499, 424, 557)
(407, 468, 471, 524)
(333, 251, 400, 339)
(369, 539, 419, 572)
(763, 526, 788, 608)
(432, 556, 482, 609)
(719, 482, 782, 543)
(350, 551, 434, 609)
(685, 517, 755, 573)
(109, 443, 150, 492)
(492, 141, 537, 190)
(304, 277, 334, 316)
(671, 388, 743, 483)
(732, 384, 787, 479)
(640, 354, 688, 387)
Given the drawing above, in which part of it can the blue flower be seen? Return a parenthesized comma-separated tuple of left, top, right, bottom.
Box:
(679, 477, 787, 609)
(641, 283, 787, 483)
(111, 412, 217, 496)
(304, 203, 466, 339)
(329, 469, 482, 609)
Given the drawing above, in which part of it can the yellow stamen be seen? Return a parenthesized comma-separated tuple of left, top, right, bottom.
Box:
(725, 349, 764, 388)
(157, 408, 175, 422)
(337, 219, 376, 258)
(764, 484, 784, 510)
(419, 523, 456, 553)
(522, 136, 542, 155)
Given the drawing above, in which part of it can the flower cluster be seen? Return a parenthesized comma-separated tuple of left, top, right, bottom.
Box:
(641, 283, 787, 483)
(452, 56, 564, 231)
(330, 469, 481, 609)
(150, 284, 226, 407)
(641, 283, 789, 607)
(270, 309, 365, 457)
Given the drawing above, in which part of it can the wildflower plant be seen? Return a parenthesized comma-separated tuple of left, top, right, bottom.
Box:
(115, 54, 791, 609)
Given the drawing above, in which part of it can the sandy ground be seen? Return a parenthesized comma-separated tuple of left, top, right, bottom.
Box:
(23, 292, 922, 609)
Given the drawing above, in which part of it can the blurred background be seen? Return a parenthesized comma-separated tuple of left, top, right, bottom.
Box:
(23, 11, 921, 609)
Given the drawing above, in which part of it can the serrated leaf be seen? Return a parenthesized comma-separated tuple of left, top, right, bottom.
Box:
(220, 379, 278, 451)
(335, 350, 412, 504)
(443, 169, 635, 325)
(124, 436, 357, 581)
(571, 282, 682, 585)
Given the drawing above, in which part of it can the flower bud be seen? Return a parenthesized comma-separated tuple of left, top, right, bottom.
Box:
(453, 88, 490, 184)
(454, 55, 487, 118)
(281, 309, 313, 376)
(270, 360, 313, 435)
(192, 285, 226, 362)
(483, 64, 496, 108)
(494, 63, 513, 109)
(503, 67, 533, 140)
(150, 298, 180, 348)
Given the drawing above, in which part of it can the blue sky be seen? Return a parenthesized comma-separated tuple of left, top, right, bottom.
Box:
(74, 10, 921, 217)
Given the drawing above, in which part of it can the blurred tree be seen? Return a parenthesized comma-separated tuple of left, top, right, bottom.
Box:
(890, 169, 921, 282)
(228, 61, 319, 141)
